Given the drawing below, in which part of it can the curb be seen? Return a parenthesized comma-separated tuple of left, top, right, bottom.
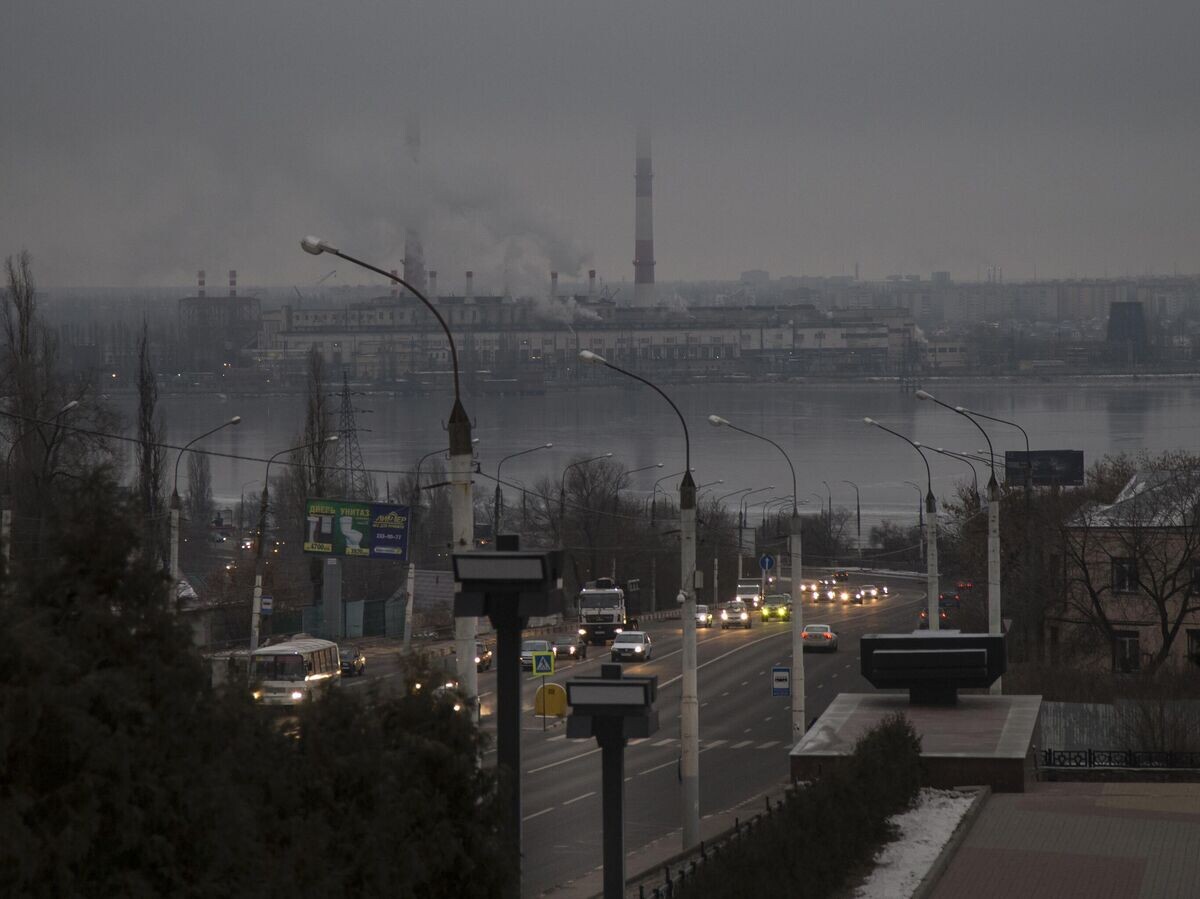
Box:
(910, 785, 991, 899)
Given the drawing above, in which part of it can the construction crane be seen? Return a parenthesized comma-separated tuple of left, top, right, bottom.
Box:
(292, 270, 337, 306)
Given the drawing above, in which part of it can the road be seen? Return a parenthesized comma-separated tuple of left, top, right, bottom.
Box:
(343, 572, 924, 896)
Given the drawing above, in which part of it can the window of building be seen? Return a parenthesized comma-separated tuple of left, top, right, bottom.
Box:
(1188, 630, 1200, 668)
(1112, 557, 1139, 593)
(1113, 631, 1140, 673)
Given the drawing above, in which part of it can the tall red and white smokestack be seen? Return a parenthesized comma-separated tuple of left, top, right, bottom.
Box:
(633, 127, 655, 307)
(550, 271, 558, 302)
(198, 270, 206, 298)
(588, 269, 596, 297)
(465, 270, 474, 304)
(229, 270, 237, 297)
(428, 270, 438, 298)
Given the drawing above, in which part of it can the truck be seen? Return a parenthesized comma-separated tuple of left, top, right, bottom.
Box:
(577, 577, 637, 646)
(735, 578, 764, 609)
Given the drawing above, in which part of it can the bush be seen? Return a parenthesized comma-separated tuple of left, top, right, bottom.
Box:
(0, 472, 516, 898)
(677, 713, 922, 899)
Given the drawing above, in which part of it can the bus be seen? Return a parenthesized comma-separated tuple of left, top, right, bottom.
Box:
(251, 636, 341, 706)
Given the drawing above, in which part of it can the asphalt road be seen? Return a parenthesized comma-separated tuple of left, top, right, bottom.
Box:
(337, 572, 926, 896)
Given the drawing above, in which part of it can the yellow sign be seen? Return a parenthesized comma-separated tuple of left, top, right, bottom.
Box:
(535, 683, 567, 717)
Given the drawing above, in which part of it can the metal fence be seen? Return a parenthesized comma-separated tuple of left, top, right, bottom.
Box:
(1042, 748, 1200, 769)
(1040, 701, 1200, 752)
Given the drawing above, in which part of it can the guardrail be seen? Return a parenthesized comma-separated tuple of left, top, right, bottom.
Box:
(1042, 748, 1200, 769)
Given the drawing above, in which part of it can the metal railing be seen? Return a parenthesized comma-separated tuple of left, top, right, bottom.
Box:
(1043, 748, 1200, 769)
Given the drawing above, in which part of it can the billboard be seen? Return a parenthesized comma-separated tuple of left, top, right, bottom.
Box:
(1004, 450, 1085, 487)
(303, 498, 411, 561)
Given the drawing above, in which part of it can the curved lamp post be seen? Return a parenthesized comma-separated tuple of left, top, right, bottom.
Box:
(866, 418, 939, 630)
(923, 445, 980, 499)
(708, 413, 806, 738)
(916, 390, 1002, 685)
(170, 416, 241, 590)
(495, 443, 553, 536)
(559, 452, 613, 519)
(842, 480, 861, 559)
(580, 349, 701, 851)
(249, 435, 338, 659)
(303, 235, 478, 708)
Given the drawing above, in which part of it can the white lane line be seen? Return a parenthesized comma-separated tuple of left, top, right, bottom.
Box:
(731, 740, 754, 749)
(628, 738, 649, 745)
(831, 673, 838, 679)
(638, 758, 680, 777)
(741, 681, 749, 686)
(705, 739, 728, 749)
(764, 716, 772, 722)
(757, 740, 780, 750)
(563, 791, 596, 806)
(720, 691, 730, 697)
(548, 734, 566, 741)
(527, 747, 601, 774)
(523, 808, 554, 822)
(652, 738, 675, 746)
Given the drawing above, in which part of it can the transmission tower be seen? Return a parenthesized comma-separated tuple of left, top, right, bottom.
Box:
(334, 371, 374, 499)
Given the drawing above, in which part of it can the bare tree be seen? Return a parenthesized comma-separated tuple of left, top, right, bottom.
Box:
(186, 452, 214, 524)
(135, 319, 167, 563)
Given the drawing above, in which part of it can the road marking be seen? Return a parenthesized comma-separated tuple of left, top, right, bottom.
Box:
(731, 740, 754, 749)
(548, 734, 566, 741)
(757, 740, 780, 750)
(764, 716, 772, 722)
(831, 673, 838, 679)
(741, 681, 749, 686)
(628, 738, 649, 745)
(638, 758, 680, 777)
(527, 747, 601, 774)
(705, 739, 728, 749)
(652, 738, 675, 746)
(720, 691, 729, 697)
(563, 791, 596, 806)
(523, 808, 554, 822)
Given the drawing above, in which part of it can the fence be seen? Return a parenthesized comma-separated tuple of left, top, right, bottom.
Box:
(1040, 700, 1200, 753)
(1042, 749, 1200, 770)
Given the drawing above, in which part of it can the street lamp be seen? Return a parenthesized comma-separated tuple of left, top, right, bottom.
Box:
(903, 481, 925, 531)
(696, 478, 724, 497)
(915, 390, 1001, 682)
(842, 480, 861, 559)
(560, 453, 613, 519)
(249, 435, 338, 660)
(170, 416, 241, 590)
(651, 468, 693, 523)
(708, 413, 805, 738)
(495, 443, 553, 536)
(924, 446, 980, 498)
(303, 235, 478, 709)
(865, 418, 939, 630)
(580, 349, 701, 851)
(740, 486, 775, 529)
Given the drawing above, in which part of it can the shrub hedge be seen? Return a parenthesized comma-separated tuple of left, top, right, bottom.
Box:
(677, 713, 923, 899)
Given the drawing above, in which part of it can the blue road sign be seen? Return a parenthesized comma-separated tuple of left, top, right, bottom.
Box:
(260, 594, 273, 615)
(772, 665, 790, 697)
(533, 651, 555, 675)
(759, 553, 776, 572)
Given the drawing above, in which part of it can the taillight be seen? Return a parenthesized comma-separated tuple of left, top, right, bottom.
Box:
(824, 633, 832, 640)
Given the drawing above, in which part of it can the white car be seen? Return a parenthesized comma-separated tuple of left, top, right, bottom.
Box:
(611, 631, 653, 662)
(695, 604, 714, 628)
(719, 601, 753, 629)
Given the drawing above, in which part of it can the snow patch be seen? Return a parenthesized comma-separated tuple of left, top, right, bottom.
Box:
(853, 788, 976, 899)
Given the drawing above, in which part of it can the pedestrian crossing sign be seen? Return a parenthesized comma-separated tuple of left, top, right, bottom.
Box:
(533, 651, 554, 675)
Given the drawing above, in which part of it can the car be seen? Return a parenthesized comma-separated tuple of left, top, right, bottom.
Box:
(918, 608, 949, 629)
(938, 592, 961, 609)
(474, 641, 493, 672)
(802, 624, 838, 651)
(832, 570, 850, 582)
(550, 633, 588, 661)
(695, 604, 715, 628)
(520, 639, 551, 670)
(720, 600, 753, 629)
(956, 580, 975, 591)
(859, 584, 881, 600)
(836, 587, 853, 603)
(338, 645, 366, 677)
(760, 594, 792, 621)
(611, 631, 652, 662)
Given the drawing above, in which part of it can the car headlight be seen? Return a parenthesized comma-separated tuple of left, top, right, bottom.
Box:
(740, 612, 748, 620)
(614, 628, 623, 634)
(569, 646, 576, 654)
(579, 628, 587, 636)
(720, 610, 728, 620)
(634, 645, 644, 653)
(290, 690, 304, 701)
(475, 656, 481, 664)
(252, 690, 262, 701)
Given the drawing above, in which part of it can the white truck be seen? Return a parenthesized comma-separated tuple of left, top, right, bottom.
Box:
(577, 578, 631, 646)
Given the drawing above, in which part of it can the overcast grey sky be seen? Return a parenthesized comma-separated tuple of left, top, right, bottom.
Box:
(2, 1, 1197, 289)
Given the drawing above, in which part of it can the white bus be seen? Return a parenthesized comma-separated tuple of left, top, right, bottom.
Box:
(251, 636, 341, 706)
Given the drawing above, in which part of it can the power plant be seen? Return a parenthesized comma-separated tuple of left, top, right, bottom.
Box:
(633, 127, 656, 307)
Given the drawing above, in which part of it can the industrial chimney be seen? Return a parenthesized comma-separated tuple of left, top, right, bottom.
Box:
(588, 269, 597, 298)
(228, 270, 237, 297)
(390, 269, 400, 299)
(429, 270, 438, 298)
(465, 271, 474, 304)
(198, 270, 206, 298)
(550, 271, 559, 302)
(633, 127, 656, 307)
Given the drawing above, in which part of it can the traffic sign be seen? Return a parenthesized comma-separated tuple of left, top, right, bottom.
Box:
(771, 665, 791, 697)
(532, 651, 555, 675)
(759, 553, 776, 572)
(260, 594, 273, 615)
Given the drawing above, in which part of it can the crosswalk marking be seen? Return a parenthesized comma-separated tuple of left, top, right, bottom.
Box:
(731, 740, 754, 749)
(757, 740, 780, 750)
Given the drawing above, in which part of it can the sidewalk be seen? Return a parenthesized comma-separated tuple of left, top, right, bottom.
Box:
(931, 782, 1200, 898)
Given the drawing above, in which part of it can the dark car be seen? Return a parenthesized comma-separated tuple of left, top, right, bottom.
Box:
(832, 570, 850, 582)
(938, 592, 961, 609)
(760, 594, 792, 621)
(918, 608, 949, 629)
(550, 633, 588, 661)
(338, 645, 366, 677)
(475, 641, 493, 672)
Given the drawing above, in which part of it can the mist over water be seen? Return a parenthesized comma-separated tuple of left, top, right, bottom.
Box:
(118, 379, 1200, 534)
